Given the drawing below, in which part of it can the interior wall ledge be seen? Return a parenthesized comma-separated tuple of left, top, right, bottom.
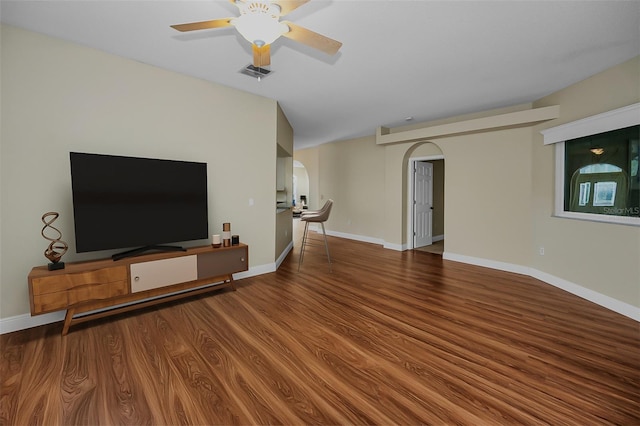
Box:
(376, 105, 560, 145)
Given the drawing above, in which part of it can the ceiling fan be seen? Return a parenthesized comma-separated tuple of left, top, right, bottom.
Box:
(171, 0, 342, 68)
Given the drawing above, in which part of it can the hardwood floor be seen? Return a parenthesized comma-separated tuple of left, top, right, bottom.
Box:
(2, 230, 639, 425)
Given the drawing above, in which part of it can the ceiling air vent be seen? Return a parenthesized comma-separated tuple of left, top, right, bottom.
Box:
(240, 65, 272, 80)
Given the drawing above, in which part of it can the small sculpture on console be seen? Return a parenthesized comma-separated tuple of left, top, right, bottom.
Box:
(41, 211, 68, 271)
(222, 222, 232, 247)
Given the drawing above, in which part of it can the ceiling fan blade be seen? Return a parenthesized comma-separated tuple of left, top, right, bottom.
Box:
(281, 21, 342, 56)
(253, 44, 271, 67)
(272, 0, 310, 16)
(170, 18, 233, 32)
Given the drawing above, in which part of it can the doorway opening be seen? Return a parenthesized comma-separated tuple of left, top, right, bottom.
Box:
(408, 155, 445, 252)
(293, 160, 310, 212)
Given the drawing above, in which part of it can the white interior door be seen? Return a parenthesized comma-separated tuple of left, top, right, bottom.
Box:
(414, 161, 433, 248)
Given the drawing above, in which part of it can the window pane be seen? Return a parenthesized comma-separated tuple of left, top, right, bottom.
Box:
(564, 125, 639, 217)
(578, 182, 590, 206)
(593, 181, 617, 206)
(579, 164, 622, 174)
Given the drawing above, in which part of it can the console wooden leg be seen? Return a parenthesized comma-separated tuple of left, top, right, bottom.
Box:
(58, 273, 238, 335)
(62, 308, 75, 336)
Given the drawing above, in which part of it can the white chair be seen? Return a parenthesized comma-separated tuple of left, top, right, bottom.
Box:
(298, 199, 333, 272)
(299, 202, 327, 217)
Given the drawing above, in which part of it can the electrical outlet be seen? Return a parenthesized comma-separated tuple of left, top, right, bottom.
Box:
(539, 247, 545, 255)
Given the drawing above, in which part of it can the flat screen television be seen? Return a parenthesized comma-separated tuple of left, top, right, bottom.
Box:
(70, 152, 209, 260)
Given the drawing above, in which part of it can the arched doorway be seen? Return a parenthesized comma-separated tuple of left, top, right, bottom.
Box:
(293, 160, 310, 209)
(406, 142, 445, 251)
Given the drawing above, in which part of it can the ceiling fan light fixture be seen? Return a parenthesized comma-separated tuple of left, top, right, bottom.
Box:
(232, 1, 288, 46)
(171, 0, 341, 67)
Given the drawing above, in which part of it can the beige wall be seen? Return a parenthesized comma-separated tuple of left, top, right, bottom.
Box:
(381, 128, 532, 263)
(295, 57, 639, 312)
(434, 128, 533, 266)
(297, 136, 386, 240)
(299, 128, 531, 264)
(384, 143, 411, 247)
(0, 25, 280, 319)
(275, 208, 293, 260)
(277, 104, 294, 156)
(275, 105, 293, 259)
(532, 56, 640, 307)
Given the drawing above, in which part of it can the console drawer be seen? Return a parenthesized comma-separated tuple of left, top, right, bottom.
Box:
(197, 246, 248, 279)
(130, 255, 198, 293)
(30, 266, 128, 314)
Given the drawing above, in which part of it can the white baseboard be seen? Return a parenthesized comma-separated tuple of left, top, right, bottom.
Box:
(275, 242, 294, 269)
(433, 234, 444, 242)
(0, 311, 66, 335)
(443, 252, 532, 276)
(443, 251, 639, 322)
(226, 263, 275, 280)
(325, 229, 385, 246)
(529, 269, 640, 322)
(0, 262, 276, 335)
(308, 225, 404, 251)
(383, 242, 406, 251)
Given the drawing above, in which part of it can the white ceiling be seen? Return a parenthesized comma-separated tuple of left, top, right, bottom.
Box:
(1, 0, 639, 150)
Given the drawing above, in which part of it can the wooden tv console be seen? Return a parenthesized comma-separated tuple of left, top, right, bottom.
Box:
(28, 244, 248, 335)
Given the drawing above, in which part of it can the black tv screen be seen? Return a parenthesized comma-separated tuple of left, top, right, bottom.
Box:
(70, 152, 209, 255)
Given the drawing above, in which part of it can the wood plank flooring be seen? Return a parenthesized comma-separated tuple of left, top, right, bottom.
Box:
(2, 228, 639, 424)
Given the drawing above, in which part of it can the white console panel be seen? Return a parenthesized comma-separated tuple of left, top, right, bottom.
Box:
(130, 255, 198, 293)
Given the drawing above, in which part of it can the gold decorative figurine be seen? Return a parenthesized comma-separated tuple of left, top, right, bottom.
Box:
(41, 212, 68, 270)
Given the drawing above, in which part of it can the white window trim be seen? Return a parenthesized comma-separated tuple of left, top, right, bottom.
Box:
(544, 103, 640, 226)
(541, 103, 639, 145)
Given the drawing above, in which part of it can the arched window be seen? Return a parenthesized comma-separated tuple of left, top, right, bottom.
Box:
(570, 163, 626, 212)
